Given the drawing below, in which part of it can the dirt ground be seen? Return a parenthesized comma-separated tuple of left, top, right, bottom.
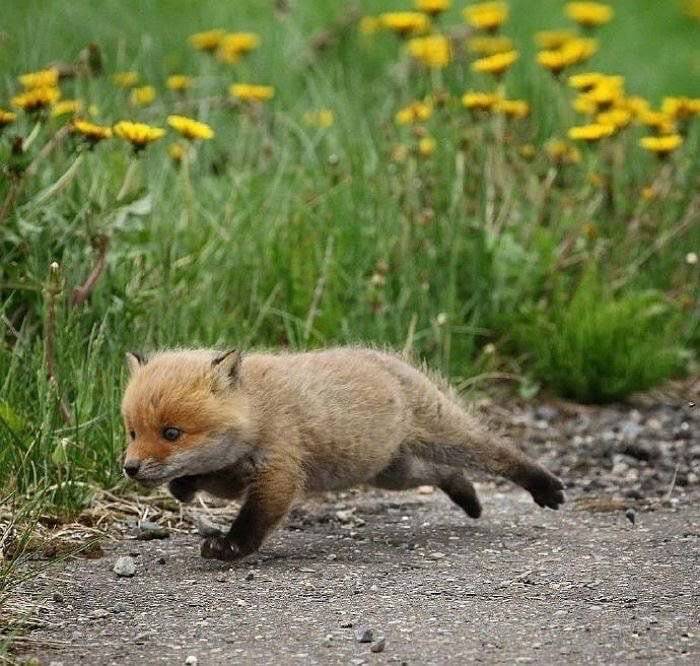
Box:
(9, 392, 700, 665)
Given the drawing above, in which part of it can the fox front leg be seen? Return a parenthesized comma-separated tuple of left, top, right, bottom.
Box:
(200, 464, 299, 561)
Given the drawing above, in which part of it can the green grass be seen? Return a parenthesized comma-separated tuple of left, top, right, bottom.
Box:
(0, 0, 698, 514)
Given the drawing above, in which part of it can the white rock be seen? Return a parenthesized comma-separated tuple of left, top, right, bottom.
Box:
(113, 556, 136, 577)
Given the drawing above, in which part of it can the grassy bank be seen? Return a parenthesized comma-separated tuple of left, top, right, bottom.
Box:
(0, 0, 698, 515)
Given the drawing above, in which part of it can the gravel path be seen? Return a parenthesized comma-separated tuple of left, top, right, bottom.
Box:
(17, 488, 699, 665)
(13, 392, 699, 665)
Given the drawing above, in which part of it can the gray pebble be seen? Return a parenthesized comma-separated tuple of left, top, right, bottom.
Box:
(185, 657, 198, 666)
(625, 508, 636, 526)
(371, 637, 386, 653)
(52, 592, 64, 603)
(135, 520, 169, 540)
(113, 556, 136, 577)
(354, 625, 374, 643)
(340, 620, 353, 628)
(88, 608, 110, 619)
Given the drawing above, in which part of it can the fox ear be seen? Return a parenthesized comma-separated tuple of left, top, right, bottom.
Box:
(212, 349, 242, 386)
(125, 351, 147, 376)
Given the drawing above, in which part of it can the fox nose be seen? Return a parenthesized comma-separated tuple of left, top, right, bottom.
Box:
(123, 460, 141, 478)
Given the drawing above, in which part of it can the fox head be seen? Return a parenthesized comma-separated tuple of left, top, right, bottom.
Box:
(120, 349, 255, 485)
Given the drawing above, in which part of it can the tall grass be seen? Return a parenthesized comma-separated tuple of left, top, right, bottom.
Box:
(0, 0, 698, 514)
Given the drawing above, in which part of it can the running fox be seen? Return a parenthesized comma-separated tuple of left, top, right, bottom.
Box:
(121, 347, 564, 561)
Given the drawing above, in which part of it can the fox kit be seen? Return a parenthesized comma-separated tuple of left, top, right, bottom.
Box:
(121, 347, 564, 561)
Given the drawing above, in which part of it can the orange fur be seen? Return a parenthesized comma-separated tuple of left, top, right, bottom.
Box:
(120, 347, 564, 560)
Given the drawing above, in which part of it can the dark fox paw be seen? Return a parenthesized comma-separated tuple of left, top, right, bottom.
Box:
(168, 476, 198, 503)
(525, 468, 565, 510)
(200, 535, 245, 561)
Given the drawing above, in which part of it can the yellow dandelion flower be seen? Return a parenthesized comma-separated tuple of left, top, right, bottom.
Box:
(640, 185, 656, 201)
(597, 108, 631, 129)
(661, 96, 700, 121)
(639, 134, 683, 157)
(303, 109, 335, 128)
(395, 100, 433, 125)
(0, 108, 17, 127)
(471, 50, 518, 76)
(545, 139, 581, 165)
(407, 34, 452, 68)
(568, 123, 615, 142)
(168, 142, 186, 163)
(418, 136, 436, 156)
(359, 16, 381, 35)
(572, 95, 598, 116)
(416, 0, 450, 17)
(19, 67, 59, 89)
(537, 38, 598, 75)
(73, 119, 113, 144)
(621, 96, 650, 118)
(518, 144, 536, 160)
(580, 81, 623, 111)
(380, 12, 430, 37)
(537, 50, 570, 75)
(216, 32, 261, 64)
(112, 71, 139, 88)
(11, 86, 61, 112)
(229, 83, 275, 103)
(113, 120, 165, 149)
(534, 30, 577, 49)
(189, 29, 226, 52)
(51, 99, 83, 118)
(568, 72, 606, 92)
(167, 75, 193, 92)
(463, 2, 509, 32)
(462, 90, 501, 111)
(167, 115, 214, 140)
(566, 2, 614, 28)
(130, 85, 156, 107)
(496, 99, 530, 119)
(639, 110, 676, 135)
(467, 35, 513, 55)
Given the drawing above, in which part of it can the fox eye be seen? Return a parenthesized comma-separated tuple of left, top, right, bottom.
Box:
(129, 430, 136, 440)
(162, 427, 182, 442)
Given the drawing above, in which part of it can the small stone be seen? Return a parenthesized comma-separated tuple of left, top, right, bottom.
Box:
(335, 509, 355, 523)
(327, 553, 337, 561)
(135, 520, 169, 540)
(534, 405, 559, 421)
(216, 574, 227, 583)
(185, 657, 198, 666)
(625, 509, 636, 526)
(673, 423, 691, 440)
(245, 571, 255, 581)
(428, 552, 446, 560)
(49, 662, 64, 666)
(113, 556, 136, 577)
(340, 620, 353, 628)
(52, 592, 64, 603)
(157, 556, 166, 565)
(417, 485, 434, 495)
(370, 637, 386, 653)
(354, 625, 374, 643)
(620, 421, 643, 442)
(88, 608, 110, 619)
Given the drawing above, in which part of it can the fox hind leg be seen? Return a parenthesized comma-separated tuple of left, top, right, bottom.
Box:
(439, 469, 482, 519)
(371, 451, 482, 519)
